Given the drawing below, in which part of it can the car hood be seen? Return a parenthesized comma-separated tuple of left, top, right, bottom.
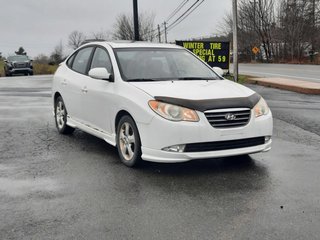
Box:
(129, 79, 255, 100)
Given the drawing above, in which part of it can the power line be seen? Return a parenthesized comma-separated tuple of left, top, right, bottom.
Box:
(135, 0, 189, 40)
(165, 0, 201, 32)
(150, 0, 205, 41)
(166, 0, 189, 22)
(166, 0, 205, 32)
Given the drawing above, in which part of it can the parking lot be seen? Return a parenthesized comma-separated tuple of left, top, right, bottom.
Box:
(0, 75, 319, 239)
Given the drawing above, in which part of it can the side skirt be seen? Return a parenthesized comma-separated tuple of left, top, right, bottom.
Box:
(67, 116, 116, 146)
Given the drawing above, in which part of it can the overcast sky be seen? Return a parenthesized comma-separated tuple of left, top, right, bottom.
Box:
(0, 0, 231, 57)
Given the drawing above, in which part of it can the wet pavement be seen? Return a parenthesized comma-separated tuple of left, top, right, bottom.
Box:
(0, 76, 319, 240)
(238, 63, 320, 83)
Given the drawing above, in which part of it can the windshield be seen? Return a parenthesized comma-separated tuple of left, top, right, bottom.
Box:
(114, 48, 220, 81)
(8, 55, 29, 62)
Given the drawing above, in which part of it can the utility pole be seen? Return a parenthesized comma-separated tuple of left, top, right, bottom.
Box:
(164, 22, 168, 43)
(312, 0, 316, 50)
(253, 0, 257, 62)
(157, 24, 161, 43)
(253, 0, 256, 30)
(312, 0, 316, 27)
(232, 0, 238, 82)
(133, 0, 139, 41)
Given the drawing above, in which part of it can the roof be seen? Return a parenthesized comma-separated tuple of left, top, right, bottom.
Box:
(82, 40, 183, 49)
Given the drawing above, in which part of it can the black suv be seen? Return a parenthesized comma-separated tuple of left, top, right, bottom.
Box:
(4, 55, 33, 76)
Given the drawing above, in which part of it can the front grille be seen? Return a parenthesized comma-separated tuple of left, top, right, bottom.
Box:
(14, 63, 28, 68)
(184, 137, 265, 152)
(205, 109, 251, 128)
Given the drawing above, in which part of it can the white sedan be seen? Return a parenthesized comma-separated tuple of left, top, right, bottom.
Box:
(52, 41, 273, 167)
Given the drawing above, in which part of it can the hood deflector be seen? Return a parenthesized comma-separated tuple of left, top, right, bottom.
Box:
(154, 93, 261, 112)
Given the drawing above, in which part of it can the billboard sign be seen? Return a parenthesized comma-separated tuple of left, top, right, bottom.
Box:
(176, 41, 230, 70)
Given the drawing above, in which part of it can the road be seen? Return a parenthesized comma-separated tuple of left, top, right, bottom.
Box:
(237, 63, 320, 83)
(0, 76, 320, 240)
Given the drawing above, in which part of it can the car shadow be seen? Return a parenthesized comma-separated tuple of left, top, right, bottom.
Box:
(68, 129, 259, 169)
(68, 129, 268, 178)
(52, 128, 270, 197)
(140, 155, 256, 174)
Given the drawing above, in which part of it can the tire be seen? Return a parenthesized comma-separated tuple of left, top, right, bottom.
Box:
(116, 115, 142, 167)
(4, 69, 10, 77)
(54, 96, 75, 134)
(30, 71, 33, 76)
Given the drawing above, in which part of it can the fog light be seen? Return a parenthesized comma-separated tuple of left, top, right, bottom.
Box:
(162, 144, 186, 153)
(265, 136, 272, 142)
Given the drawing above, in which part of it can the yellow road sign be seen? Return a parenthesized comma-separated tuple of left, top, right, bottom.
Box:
(252, 46, 260, 55)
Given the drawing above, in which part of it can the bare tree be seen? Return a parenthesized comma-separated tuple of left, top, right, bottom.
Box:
(218, 12, 233, 37)
(90, 30, 111, 40)
(34, 54, 49, 64)
(68, 31, 86, 50)
(219, 0, 277, 62)
(112, 12, 155, 41)
(237, 0, 277, 62)
(113, 14, 133, 40)
(218, 0, 320, 62)
(15, 47, 27, 55)
(279, 0, 320, 62)
(50, 41, 64, 64)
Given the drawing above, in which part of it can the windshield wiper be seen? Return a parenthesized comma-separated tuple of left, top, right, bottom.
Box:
(126, 78, 164, 82)
(177, 77, 218, 80)
(126, 77, 219, 82)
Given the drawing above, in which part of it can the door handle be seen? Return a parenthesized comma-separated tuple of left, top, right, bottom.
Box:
(81, 87, 88, 93)
(61, 79, 67, 86)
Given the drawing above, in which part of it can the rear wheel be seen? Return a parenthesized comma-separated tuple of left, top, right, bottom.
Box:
(116, 115, 142, 167)
(54, 96, 75, 134)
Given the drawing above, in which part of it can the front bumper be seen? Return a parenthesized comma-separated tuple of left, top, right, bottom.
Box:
(137, 110, 273, 163)
(9, 68, 33, 74)
(141, 139, 272, 163)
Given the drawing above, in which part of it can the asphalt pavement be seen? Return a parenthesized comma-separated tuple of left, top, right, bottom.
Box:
(238, 63, 320, 83)
(0, 76, 319, 240)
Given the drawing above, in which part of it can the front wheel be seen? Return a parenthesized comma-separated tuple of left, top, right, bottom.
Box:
(116, 115, 142, 167)
(4, 69, 10, 77)
(54, 96, 75, 134)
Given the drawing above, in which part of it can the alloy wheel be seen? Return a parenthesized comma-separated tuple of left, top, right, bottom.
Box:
(56, 100, 66, 130)
(119, 122, 136, 161)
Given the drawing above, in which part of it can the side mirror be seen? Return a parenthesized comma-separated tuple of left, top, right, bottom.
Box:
(88, 67, 111, 81)
(212, 67, 224, 77)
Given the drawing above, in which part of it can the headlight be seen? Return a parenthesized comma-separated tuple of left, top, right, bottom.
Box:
(254, 97, 270, 117)
(148, 100, 199, 122)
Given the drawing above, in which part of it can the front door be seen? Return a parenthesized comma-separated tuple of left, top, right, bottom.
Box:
(81, 47, 115, 134)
